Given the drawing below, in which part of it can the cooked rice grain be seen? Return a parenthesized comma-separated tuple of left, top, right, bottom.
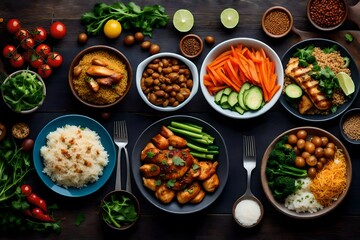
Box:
(40, 125, 109, 188)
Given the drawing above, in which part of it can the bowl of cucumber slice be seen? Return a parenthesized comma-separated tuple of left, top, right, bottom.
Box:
(199, 38, 284, 119)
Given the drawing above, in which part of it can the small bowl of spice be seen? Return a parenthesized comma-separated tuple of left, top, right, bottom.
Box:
(340, 108, 360, 144)
(262, 6, 293, 38)
(307, 0, 347, 31)
(179, 34, 204, 59)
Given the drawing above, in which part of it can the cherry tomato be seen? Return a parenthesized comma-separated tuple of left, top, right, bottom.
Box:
(36, 44, 51, 58)
(47, 52, 63, 68)
(30, 56, 45, 69)
(38, 64, 52, 78)
(6, 18, 21, 34)
(32, 26, 47, 42)
(3, 45, 17, 58)
(20, 37, 35, 50)
(10, 53, 24, 68)
(22, 50, 34, 62)
(21, 184, 32, 197)
(22, 138, 34, 151)
(50, 21, 67, 39)
(15, 28, 29, 41)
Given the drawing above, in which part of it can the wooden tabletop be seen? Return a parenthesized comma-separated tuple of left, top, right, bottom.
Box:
(1, 0, 360, 239)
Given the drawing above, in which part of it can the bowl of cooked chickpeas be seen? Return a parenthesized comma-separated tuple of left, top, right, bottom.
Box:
(136, 52, 199, 111)
(260, 126, 352, 219)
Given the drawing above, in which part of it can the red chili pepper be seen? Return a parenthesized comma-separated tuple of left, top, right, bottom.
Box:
(31, 208, 55, 222)
(26, 193, 48, 213)
(24, 209, 32, 217)
(21, 184, 32, 197)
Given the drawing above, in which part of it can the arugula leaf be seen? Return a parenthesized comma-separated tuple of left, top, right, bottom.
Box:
(75, 213, 85, 227)
(345, 33, 354, 43)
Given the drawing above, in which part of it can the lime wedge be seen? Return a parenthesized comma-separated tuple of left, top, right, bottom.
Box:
(337, 72, 355, 96)
(220, 8, 239, 29)
(173, 9, 194, 32)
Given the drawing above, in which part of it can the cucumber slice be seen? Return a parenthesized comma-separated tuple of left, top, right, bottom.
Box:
(220, 95, 228, 105)
(214, 89, 224, 104)
(285, 83, 302, 101)
(222, 87, 232, 95)
(244, 86, 263, 110)
(227, 91, 238, 107)
(234, 105, 245, 115)
(238, 82, 251, 110)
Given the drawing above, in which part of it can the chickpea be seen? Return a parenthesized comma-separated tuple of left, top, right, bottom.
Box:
(297, 139, 306, 149)
(308, 167, 317, 179)
(324, 147, 335, 159)
(321, 136, 329, 147)
(296, 130, 308, 139)
(141, 41, 151, 50)
(295, 156, 306, 168)
(316, 161, 324, 171)
(134, 32, 145, 42)
(304, 141, 315, 154)
(306, 155, 317, 167)
(301, 151, 311, 160)
(314, 147, 324, 158)
(287, 134, 298, 145)
(326, 142, 336, 150)
(311, 136, 322, 148)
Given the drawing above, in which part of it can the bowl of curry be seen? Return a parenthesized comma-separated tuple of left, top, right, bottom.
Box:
(68, 45, 132, 108)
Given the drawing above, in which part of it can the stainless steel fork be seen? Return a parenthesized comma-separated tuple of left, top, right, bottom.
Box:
(243, 135, 256, 195)
(113, 121, 131, 192)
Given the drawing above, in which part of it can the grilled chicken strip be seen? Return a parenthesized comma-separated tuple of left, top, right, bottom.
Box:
(86, 65, 123, 81)
(285, 57, 332, 110)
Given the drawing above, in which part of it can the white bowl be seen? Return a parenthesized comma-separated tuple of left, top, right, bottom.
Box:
(200, 38, 284, 119)
(1, 69, 46, 113)
(136, 52, 199, 111)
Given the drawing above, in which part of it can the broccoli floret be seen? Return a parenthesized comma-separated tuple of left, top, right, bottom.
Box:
(268, 176, 297, 202)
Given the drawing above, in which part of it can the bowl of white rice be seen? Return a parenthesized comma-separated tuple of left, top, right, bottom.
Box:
(260, 126, 352, 219)
(33, 114, 116, 197)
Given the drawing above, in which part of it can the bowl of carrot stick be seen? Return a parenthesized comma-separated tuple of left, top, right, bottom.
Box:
(199, 38, 284, 119)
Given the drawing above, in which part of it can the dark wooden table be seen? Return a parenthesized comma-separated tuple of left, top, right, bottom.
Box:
(1, 0, 360, 239)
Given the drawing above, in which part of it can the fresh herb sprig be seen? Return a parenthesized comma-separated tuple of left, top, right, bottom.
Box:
(81, 2, 169, 37)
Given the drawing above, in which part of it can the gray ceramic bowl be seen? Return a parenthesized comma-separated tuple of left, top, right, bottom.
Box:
(339, 108, 360, 144)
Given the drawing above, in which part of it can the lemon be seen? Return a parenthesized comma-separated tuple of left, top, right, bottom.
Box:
(220, 8, 239, 29)
(103, 19, 122, 39)
(337, 72, 355, 96)
(173, 9, 194, 32)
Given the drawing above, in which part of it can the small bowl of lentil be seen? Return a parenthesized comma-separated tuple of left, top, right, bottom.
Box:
(340, 108, 360, 144)
(307, 0, 347, 31)
(179, 34, 204, 59)
(262, 6, 293, 38)
(136, 52, 199, 111)
(68, 45, 133, 109)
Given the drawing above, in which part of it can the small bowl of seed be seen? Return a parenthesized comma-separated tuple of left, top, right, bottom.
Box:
(339, 108, 360, 144)
(179, 34, 204, 59)
(262, 6, 293, 38)
(307, 0, 347, 31)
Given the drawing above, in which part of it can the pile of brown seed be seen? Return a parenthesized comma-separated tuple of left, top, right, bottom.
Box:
(309, 0, 346, 28)
(263, 9, 291, 36)
(181, 37, 201, 56)
(342, 114, 360, 140)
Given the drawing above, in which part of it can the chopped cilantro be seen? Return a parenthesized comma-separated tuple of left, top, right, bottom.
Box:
(345, 33, 354, 43)
(166, 179, 176, 188)
(173, 156, 186, 166)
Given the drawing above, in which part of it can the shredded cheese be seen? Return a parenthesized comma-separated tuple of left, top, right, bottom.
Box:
(310, 149, 347, 206)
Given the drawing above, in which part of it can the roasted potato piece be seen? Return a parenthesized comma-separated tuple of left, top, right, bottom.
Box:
(168, 135, 187, 148)
(140, 163, 160, 177)
(151, 133, 169, 150)
(190, 189, 206, 204)
(159, 125, 174, 138)
(203, 173, 220, 192)
(155, 184, 175, 204)
(142, 177, 157, 191)
(176, 182, 201, 204)
(198, 161, 218, 180)
(299, 95, 314, 114)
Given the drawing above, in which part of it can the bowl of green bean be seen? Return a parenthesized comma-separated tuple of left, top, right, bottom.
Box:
(1, 69, 46, 114)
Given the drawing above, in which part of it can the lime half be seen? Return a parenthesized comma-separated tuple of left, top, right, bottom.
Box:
(337, 72, 355, 96)
(173, 9, 194, 32)
(220, 8, 239, 29)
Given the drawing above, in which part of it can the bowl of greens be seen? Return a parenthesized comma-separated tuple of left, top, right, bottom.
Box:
(100, 190, 140, 231)
(1, 69, 46, 113)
